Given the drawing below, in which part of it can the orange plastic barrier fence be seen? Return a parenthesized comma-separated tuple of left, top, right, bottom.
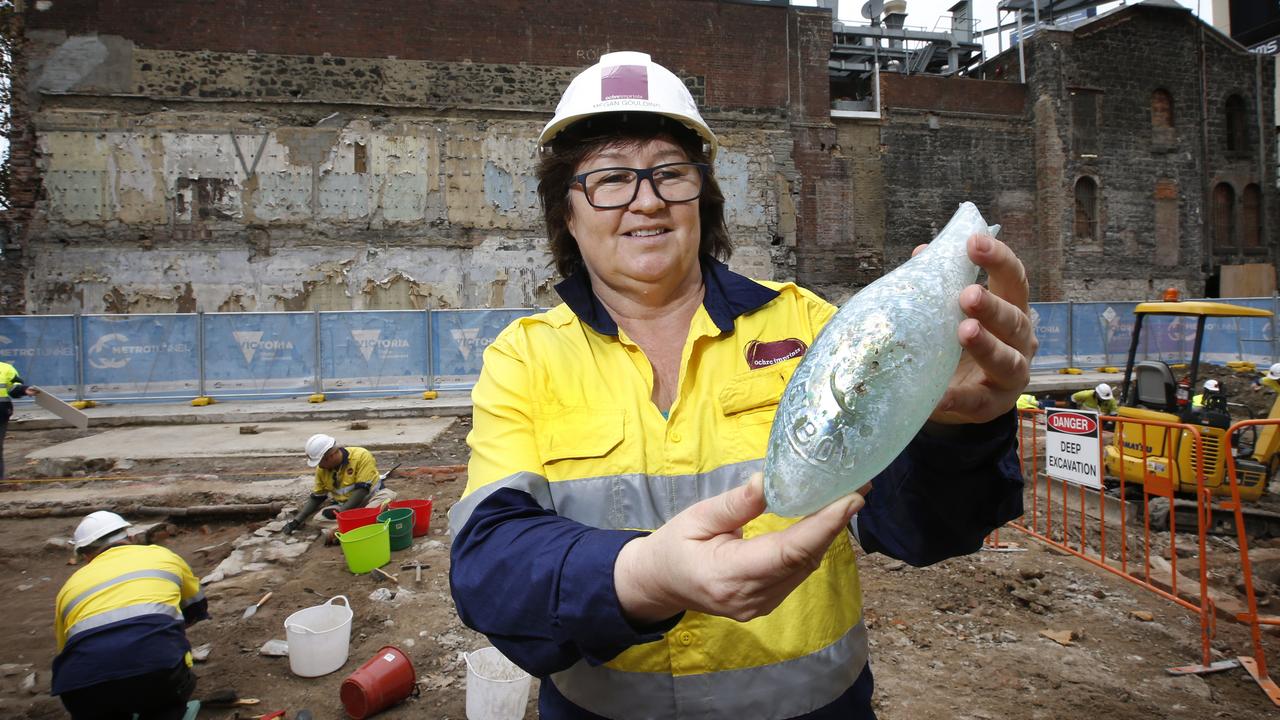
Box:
(1002, 408, 1278, 705)
(1223, 418, 1280, 703)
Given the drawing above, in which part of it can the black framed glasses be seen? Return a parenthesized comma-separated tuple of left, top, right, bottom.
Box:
(573, 162, 709, 209)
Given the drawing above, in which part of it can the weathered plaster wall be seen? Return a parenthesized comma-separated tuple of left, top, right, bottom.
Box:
(14, 0, 819, 314)
(29, 109, 790, 313)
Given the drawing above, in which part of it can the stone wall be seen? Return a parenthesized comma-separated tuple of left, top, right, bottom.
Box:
(1022, 5, 1277, 300)
(878, 75, 1037, 292)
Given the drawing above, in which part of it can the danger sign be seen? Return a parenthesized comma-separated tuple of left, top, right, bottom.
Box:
(1045, 408, 1102, 489)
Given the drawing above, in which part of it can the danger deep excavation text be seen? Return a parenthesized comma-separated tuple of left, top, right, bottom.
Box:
(1047, 456, 1096, 476)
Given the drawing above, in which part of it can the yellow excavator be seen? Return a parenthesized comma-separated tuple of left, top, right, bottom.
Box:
(1102, 299, 1277, 513)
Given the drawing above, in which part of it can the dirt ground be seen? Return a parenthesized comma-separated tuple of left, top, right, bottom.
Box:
(2, 403, 1280, 719)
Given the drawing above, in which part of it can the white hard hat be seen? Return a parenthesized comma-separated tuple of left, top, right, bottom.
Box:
(72, 510, 131, 550)
(538, 51, 719, 160)
(1095, 383, 1114, 401)
(1203, 379, 1220, 392)
(305, 433, 336, 468)
(1266, 362, 1280, 381)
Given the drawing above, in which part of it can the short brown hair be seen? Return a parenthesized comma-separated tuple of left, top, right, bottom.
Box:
(537, 114, 732, 279)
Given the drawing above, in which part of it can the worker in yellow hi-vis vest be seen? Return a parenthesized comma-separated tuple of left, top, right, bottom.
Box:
(1262, 363, 1280, 394)
(0, 361, 38, 479)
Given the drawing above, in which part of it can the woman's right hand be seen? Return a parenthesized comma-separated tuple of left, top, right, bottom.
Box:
(614, 473, 865, 624)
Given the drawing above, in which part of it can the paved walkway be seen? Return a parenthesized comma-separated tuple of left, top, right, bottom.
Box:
(11, 371, 1117, 431)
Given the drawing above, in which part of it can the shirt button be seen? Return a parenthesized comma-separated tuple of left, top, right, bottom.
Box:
(671, 431, 683, 443)
(678, 631, 693, 646)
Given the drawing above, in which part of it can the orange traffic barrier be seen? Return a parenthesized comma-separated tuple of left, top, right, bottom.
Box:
(1223, 418, 1280, 705)
(1005, 409, 1265, 692)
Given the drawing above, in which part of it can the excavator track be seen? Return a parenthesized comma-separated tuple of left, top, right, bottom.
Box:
(1164, 497, 1280, 540)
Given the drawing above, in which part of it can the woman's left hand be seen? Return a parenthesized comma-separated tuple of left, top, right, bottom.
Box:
(928, 232, 1038, 425)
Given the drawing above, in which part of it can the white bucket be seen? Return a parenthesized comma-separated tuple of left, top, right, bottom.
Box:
(464, 646, 532, 720)
(283, 595, 353, 677)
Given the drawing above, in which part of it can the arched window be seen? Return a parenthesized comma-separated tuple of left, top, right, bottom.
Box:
(1212, 182, 1235, 248)
(1226, 95, 1248, 153)
(1074, 176, 1099, 242)
(1151, 89, 1174, 129)
(1242, 183, 1262, 248)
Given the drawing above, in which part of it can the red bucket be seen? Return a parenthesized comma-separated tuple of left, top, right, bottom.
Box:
(388, 499, 432, 537)
(336, 507, 383, 534)
(340, 645, 418, 719)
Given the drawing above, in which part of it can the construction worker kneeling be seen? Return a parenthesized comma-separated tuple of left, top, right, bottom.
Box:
(281, 433, 397, 535)
(53, 511, 209, 720)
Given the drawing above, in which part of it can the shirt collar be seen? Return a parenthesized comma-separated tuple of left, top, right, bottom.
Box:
(553, 257, 780, 336)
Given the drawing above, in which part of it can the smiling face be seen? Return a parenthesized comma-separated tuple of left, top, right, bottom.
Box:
(565, 137, 703, 296)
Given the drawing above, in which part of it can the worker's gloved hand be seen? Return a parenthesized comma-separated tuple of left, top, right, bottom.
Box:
(281, 519, 301, 535)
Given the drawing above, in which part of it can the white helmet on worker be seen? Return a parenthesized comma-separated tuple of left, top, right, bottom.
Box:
(1266, 362, 1280, 381)
(72, 510, 131, 551)
(538, 51, 718, 160)
(305, 433, 336, 468)
(1095, 383, 1114, 401)
(1203, 379, 1220, 393)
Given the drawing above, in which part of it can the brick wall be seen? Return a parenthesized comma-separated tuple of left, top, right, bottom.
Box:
(26, 0, 793, 112)
(1, 6, 34, 314)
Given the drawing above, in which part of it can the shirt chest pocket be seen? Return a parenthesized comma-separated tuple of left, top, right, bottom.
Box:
(534, 406, 627, 478)
(719, 357, 801, 428)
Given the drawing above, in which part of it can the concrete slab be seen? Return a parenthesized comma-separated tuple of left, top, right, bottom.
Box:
(28, 417, 455, 461)
(1026, 371, 1125, 395)
(12, 391, 472, 430)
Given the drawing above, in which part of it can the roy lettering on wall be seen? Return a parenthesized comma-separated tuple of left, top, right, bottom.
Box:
(1045, 408, 1102, 490)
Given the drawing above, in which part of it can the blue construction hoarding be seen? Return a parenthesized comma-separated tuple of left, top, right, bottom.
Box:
(80, 315, 199, 399)
(319, 311, 429, 393)
(203, 312, 317, 396)
(0, 315, 77, 396)
(4, 299, 1278, 403)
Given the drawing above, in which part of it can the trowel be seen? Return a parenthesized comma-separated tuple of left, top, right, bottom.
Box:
(240, 591, 272, 621)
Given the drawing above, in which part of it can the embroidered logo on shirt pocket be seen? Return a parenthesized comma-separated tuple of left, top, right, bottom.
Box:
(719, 357, 801, 427)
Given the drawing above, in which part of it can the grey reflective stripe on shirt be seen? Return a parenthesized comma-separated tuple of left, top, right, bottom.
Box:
(448, 470, 557, 536)
(65, 602, 183, 641)
(551, 619, 869, 720)
(180, 589, 205, 608)
(448, 459, 763, 535)
(61, 569, 183, 622)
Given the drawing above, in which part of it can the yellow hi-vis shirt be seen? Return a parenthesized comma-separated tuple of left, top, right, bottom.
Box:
(0, 361, 21, 399)
(457, 282, 867, 719)
(313, 446, 380, 502)
(52, 544, 204, 694)
(1071, 389, 1117, 415)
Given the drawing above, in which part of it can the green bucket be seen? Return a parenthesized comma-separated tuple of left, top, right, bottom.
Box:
(335, 521, 391, 574)
(377, 507, 415, 551)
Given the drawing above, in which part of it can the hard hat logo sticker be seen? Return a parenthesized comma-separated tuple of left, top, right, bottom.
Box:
(601, 65, 648, 101)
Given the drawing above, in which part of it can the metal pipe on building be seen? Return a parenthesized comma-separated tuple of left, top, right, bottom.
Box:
(1017, 11, 1027, 84)
(1256, 53, 1268, 254)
